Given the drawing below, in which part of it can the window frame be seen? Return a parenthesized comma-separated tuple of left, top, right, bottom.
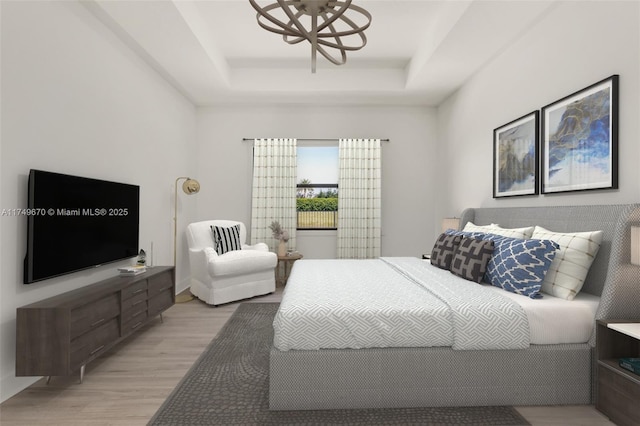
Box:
(296, 143, 339, 231)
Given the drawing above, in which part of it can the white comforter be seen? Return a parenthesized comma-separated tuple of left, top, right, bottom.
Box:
(273, 257, 530, 351)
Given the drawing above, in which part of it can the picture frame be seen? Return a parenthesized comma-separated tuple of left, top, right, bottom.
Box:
(493, 111, 539, 198)
(541, 75, 619, 194)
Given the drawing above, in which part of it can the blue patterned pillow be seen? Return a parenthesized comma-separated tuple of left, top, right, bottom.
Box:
(484, 235, 559, 298)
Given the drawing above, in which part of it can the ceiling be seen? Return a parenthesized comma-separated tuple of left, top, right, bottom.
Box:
(85, 0, 557, 107)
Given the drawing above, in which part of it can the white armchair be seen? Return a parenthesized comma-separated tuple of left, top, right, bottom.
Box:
(186, 220, 277, 306)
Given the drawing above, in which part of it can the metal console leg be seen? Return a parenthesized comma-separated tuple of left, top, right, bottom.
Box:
(79, 365, 85, 384)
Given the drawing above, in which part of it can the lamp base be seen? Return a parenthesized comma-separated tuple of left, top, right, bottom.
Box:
(175, 293, 195, 303)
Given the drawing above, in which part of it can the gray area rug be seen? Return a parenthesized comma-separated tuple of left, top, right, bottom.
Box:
(149, 302, 530, 425)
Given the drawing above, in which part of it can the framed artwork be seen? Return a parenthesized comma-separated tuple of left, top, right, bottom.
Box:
(541, 75, 619, 194)
(493, 111, 539, 198)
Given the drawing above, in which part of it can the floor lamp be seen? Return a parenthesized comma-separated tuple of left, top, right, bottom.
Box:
(174, 177, 200, 303)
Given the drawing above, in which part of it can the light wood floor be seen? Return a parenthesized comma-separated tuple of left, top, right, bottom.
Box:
(0, 288, 615, 425)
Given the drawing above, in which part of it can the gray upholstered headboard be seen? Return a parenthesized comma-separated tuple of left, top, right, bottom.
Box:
(459, 204, 640, 321)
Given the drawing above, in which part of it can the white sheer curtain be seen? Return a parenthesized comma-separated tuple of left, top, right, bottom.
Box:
(337, 138, 381, 259)
(250, 138, 297, 251)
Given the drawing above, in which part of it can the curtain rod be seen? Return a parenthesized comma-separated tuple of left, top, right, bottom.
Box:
(242, 138, 390, 142)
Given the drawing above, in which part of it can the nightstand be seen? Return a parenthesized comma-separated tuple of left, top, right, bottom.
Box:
(276, 252, 303, 287)
(596, 320, 640, 426)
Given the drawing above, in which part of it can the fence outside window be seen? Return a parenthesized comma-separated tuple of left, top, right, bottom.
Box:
(297, 210, 338, 229)
(296, 184, 338, 230)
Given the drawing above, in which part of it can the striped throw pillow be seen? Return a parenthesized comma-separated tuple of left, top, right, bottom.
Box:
(211, 225, 242, 255)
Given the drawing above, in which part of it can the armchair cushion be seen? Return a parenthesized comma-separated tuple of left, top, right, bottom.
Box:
(205, 247, 277, 277)
(211, 224, 242, 255)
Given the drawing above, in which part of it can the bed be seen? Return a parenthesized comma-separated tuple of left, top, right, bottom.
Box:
(269, 204, 640, 410)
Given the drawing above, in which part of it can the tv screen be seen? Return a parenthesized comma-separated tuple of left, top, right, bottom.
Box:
(24, 169, 140, 284)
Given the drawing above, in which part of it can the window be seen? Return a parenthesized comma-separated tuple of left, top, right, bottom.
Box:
(297, 146, 338, 230)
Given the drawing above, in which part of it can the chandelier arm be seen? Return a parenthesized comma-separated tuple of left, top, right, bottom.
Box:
(311, 11, 318, 73)
(250, 0, 301, 36)
(283, 10, 309, 45)
(314, 16, 347, 65)
(312, 1, 352, 33)
(315, 15, 367, 51)
(316, 8, 371, 39)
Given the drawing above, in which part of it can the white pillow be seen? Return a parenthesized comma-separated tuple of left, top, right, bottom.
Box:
(532, 226, 603, 300)
(463, 222, 534, 239)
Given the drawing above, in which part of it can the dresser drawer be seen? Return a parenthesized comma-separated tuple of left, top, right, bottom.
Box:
(70, 318, 119, 369)
(122, 296, 147, 324)
(122, 312, 148, 336)
(70, 293, 120, 339)
(148, 271, 173, 297)
(148, 289, 173, 317)
(122, 279, 147, 300)
(122, 291, 147, 311)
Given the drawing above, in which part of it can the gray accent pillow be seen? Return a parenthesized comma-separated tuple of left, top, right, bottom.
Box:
(450, 237, 494, 283)
(430, 233, 462, 270)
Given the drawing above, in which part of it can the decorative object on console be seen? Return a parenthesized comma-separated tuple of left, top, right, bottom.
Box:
(493, 111, 539, 198)
(631, 226, 640, 266)
(541, 74, 619, 194)
(136, 249, 146, 265)
(248, 0, 372, 73)
(174, 177, 201, 303)
(118, 265, 147, 276)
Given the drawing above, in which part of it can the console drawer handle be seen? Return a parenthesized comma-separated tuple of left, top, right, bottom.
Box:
(90, 345, 105, 356)
(90, 318, 105, 327)
(131, 322, 143, 330)
(132, 289, 145, 295)
(132, 300, 145, 307)
(132, 310, 144, 318)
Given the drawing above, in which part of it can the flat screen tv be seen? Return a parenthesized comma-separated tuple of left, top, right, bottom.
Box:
(24, 169, 140, 284)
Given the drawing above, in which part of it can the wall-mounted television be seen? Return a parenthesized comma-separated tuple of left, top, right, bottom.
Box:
(24, 169, 140, 284)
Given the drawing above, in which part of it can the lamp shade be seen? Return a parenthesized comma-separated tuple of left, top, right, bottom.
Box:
(441, 217, 460, 233)
(631, 226, 640, 266)
(181, 178, 200, 194)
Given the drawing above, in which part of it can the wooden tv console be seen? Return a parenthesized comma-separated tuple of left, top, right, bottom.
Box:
(16, 266, 175, 383)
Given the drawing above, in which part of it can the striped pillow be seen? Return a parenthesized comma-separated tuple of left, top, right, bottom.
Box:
(211, 225, 242, 255)
(532, 226, 603, 300)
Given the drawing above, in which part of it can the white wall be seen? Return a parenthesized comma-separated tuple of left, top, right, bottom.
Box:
(437, 1, 640, 218)
(0, 1, 197, 402)
(196, 105, 437, 258)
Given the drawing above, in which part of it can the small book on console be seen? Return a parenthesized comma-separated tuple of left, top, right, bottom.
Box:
(618, 357, 640, 375)
(118, 265, 147, 276)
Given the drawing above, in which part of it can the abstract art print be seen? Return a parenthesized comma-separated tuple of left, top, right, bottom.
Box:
(541, 75, 618, 194)
(493, 111, 539, 198)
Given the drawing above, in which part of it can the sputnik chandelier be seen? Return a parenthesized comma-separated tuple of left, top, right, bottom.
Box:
(248, 0, 372, 73)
